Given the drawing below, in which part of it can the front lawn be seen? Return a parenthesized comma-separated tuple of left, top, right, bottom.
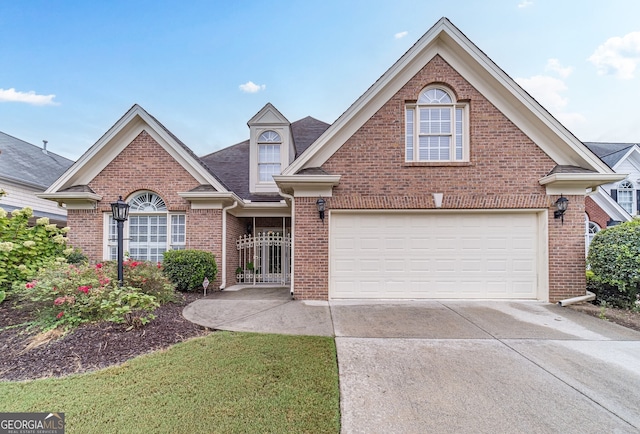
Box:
(0, 332, 340, 434)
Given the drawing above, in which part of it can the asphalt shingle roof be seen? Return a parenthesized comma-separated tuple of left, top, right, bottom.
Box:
(200, 116, 330, 201)
(0, 131, 74, 189)
(584, 142, 638, 168)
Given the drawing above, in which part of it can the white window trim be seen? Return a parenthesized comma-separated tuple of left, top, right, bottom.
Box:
(617, 180, 635, 215)
(103, 212, 186, 261)
(250, 127, 288, 193)
(405, 86, 469, 162)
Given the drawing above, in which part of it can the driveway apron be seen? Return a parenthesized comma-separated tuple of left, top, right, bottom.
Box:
(333, 300, 640, 434)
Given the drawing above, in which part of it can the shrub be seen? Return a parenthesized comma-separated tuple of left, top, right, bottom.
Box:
(587, 219, 640, 308)
(11, 261, 167, 330)
(66, 247, 88, 265)
(101, 259, 176, 303)
(0, 207, 71, 291)
(163, 250, 217, 292)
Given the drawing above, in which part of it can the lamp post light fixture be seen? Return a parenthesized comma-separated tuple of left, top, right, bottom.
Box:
(553, 195, 569, 224)
(316, 197, 326, 223)
(110, 196, 130, 287)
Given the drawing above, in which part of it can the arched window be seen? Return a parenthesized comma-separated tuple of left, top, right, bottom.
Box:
(585, 213, 600, 254)
(405, 86, 467, 162)
(258, 130, 281, 182)
(617, 180, 634, 214)
(106, 191, 185, 262)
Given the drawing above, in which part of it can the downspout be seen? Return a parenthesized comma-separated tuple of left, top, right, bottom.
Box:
(278, 189, 295, 297)
(557, 291, 596, 307)
(219, 200, 239, 290)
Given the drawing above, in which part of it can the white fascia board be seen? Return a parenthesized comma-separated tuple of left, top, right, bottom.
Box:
(233, 201, 290, 218)
(611, 146, 640, 172)
(177, 191, 242, 209)
(588, 187, 632, 222)
(285, 18, 612, 175)
(539, 173, 626, 195)
(273, 175, 341, 197)
(36, 191, 102, 209)
(46, 105, 227, 193)
(436, 31, 612, 173)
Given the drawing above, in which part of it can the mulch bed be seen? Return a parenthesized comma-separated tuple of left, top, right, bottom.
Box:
(0, 292, 211, 382)
(567, 302, 640, 333)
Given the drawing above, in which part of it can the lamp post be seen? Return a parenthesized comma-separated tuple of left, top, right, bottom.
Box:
(110, 196, 130, 287)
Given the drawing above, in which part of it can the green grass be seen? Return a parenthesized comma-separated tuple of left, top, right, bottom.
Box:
(0, 332, 340, 433)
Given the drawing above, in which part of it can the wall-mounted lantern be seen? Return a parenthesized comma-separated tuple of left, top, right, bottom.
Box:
(554, 195, 569, 224)
(316, 197, 326, 223)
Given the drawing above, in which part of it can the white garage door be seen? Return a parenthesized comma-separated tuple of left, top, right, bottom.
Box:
(330, 212, 540, 299)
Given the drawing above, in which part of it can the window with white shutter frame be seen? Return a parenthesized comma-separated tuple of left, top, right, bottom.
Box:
(617, 180, 634, 215)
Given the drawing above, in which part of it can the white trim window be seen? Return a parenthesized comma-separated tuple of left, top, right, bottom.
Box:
(258, 130, 281, 182)
(617, 180, 635, 215)
(405, 86, 467, 162)
(104, 191, 186, 262)
(585, 213, 600, 254)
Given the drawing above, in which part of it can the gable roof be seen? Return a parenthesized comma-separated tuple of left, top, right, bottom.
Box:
(284, 17, 613, 176)
(200, 116, 330, 201)
(45, 104, 229, 195)
(0, 131, 73, 189)
(584, 142, 639, 168)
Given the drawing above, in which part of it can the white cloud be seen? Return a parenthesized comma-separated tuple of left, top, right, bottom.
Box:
(515, 74, 585, 128)
(0, 88, 57, 105)
(394, 31, 408, 40)
(545, 58, 573, 78)
(239, 81, 266, 93)
(588, 31, 640, 79)
(518, 0, 533, 8)
(516, 75, 569, 110)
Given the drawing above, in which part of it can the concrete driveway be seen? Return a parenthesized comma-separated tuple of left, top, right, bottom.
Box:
(183, 288, 640, 433)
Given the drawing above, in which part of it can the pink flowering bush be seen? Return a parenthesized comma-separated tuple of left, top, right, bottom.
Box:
(101, 259, 176, 303)
(12, 260, 173, 330)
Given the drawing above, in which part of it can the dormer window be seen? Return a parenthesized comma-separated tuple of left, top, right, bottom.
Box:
(405, 86, 468, 162)
(258, 130, 282, 182)
(248, 103, 293, 194)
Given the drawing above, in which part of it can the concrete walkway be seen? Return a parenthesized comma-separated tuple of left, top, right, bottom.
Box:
(183, 287, 640, 433)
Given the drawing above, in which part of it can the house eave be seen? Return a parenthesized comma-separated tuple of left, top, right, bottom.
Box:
(177, 191, 242, 209)
(36, 192, 102, 210)
(273, 175, 341, 197)
(539, 173, 627, 195)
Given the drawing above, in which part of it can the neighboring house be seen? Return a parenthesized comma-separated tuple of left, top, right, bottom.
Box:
(583, 142, 639, 252)
(0, 131, 74, 226)
(40, 18, 624, 303)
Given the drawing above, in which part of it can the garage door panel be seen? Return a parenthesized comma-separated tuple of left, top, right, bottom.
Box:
(330, 212, 540, 299)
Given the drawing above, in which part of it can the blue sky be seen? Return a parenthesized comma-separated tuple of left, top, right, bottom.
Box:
(2, 1, 640, 161)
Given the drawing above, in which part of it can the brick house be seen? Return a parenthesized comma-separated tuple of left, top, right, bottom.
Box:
(41, 18, 623, 302)
(583, 142, 638, 249)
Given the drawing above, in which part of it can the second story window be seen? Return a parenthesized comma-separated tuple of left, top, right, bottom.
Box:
(405, 86, 467, 162)
(616, 180, 635, 215)
(258, 130, 281, 182)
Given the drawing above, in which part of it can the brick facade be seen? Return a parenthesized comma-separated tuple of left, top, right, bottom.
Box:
(585, 196, 611, 229)
(292, 55, 586, 302)
(69, 130, 224, 288)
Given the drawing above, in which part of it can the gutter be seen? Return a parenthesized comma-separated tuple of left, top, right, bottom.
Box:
(219, 200, 238, 290)
(557, 291, 596, 307)
(278, 189, 295, 298)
